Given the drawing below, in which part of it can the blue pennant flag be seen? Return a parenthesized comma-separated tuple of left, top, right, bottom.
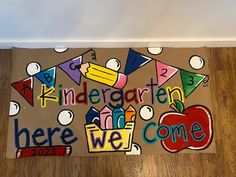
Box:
(124, 49, 153, 75)
(35, 67, 56, 88)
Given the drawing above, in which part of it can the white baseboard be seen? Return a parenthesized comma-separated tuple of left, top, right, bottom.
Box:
(1, 39, 236, 48)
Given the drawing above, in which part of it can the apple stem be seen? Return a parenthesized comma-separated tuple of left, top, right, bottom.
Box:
(170, 100, 185, 113)
(170, 103, 179, 112)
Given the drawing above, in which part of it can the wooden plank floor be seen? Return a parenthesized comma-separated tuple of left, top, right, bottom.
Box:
(0, 48, 235, 177)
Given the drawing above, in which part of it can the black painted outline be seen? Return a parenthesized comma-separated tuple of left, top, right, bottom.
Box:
(90, 49, 97, 61)
(203, 76, 209, 87)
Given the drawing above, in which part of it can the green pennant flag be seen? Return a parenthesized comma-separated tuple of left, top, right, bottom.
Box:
(180, 70, 206, 98)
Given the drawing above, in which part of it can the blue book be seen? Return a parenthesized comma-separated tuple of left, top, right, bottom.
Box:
(86, 107, 100, 126)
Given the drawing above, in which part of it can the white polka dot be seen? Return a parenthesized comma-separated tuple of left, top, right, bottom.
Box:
(57, 109, 74, 126)
(139, 105, 154, 121)
(9, 101, 20, 117)
(125, 143, 142, 155)
(105, 58, 121, 71)
(189, 55, 205, 70)
(147, 47, 163, 55)
(54, 48, 68, 53)
(26, 62, 41, 76)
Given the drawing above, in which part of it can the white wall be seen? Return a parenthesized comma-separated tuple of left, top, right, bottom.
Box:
(0, 0, 236, 48)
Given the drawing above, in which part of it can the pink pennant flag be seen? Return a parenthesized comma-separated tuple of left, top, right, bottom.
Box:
(155, 61, 179, 87)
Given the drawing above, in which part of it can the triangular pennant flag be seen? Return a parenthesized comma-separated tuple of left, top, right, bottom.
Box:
(11, 77, 34, 106)
(155, 61, 179, 87)
(180, 70, 206, 98)
(35, 67, 56, 88)
(58, 56, 82, 85)
(124, 49, 152, 75)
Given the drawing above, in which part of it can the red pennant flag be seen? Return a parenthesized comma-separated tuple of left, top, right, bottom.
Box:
(11, 77, 34, 106)
(155, 61, 179, 87)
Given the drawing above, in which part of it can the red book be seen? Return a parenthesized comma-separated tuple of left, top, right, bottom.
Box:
(16, 145, 72, 158)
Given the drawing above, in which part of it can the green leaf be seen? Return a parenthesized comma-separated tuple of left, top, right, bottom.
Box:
(174, 100, 185, 113)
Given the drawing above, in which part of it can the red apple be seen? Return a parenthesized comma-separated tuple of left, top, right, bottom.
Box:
(159, 100, 213, 153)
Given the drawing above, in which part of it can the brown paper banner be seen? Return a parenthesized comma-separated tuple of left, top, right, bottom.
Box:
(7, 47, 215, 158)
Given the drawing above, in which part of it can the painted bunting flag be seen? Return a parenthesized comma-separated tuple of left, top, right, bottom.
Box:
(180, 70, 206, 97)
(7, 48, 215, 158)
(11, 77, 34, 106)
(35, 67, 57, 88)
(124, 49, 152, 75)
(58, 56, 83, 85)
(155, 61, 179, 87)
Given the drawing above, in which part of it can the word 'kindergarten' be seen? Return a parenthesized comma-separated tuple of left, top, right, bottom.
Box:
(37, 78, 185, 108)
